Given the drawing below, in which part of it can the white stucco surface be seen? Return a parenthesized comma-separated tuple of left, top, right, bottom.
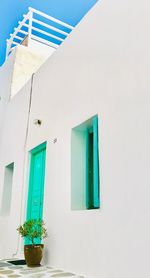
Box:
(0, 52, 15, 138)
(0, 1, 150, 277)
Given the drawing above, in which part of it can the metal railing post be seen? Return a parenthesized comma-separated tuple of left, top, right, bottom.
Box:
(28, 9, 33, 43)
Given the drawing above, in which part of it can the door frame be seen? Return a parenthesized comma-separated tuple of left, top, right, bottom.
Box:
(26, 141, 47, 222)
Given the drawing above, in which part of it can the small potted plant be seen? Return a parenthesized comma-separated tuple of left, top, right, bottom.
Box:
(17, 219, 47, 267)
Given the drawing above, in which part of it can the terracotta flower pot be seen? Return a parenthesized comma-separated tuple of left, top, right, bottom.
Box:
(24, 244, 44, 267)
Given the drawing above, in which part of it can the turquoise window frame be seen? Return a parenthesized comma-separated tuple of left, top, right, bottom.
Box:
(86, 116, 100, 209)
(71, 115, 100, 210)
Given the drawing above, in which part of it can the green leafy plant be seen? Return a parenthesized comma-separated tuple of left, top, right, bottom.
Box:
(17, 219, 48, 245)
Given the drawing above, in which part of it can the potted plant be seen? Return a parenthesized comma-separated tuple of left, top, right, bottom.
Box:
(17, 219, 47, 267)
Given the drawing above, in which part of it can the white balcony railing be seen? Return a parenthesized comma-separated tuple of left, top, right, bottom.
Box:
(6, 7, 74, 58)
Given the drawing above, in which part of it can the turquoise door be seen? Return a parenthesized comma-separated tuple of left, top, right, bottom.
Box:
(26, 142, 47, 227)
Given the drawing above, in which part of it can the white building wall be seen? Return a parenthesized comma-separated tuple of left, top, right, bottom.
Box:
(0, 53, 15, 141)
(0, 81, 31, 258)
(0, 0, 150, 277)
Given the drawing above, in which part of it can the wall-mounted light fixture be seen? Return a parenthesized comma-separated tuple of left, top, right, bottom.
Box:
(33, 119, 42, 125)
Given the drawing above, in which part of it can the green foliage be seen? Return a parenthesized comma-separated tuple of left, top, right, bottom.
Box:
(17, 219, 48, 245)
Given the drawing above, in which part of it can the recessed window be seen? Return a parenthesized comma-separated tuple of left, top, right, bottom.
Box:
(0, 163, 14, 216)
(71, 115, 100, 210)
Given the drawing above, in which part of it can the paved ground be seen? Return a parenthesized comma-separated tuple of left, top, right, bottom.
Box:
(0, 259, 84, 278)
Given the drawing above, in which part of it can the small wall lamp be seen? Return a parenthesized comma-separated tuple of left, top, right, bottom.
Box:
(33, 119, 42, 125)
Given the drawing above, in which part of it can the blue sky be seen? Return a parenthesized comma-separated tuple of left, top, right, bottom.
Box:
(0, 0, 97, 65)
